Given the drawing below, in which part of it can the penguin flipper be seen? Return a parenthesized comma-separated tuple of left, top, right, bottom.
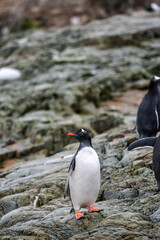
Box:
(128, 137, 157, 151)
(64, 172, 70, 199)
(155, 105, 159, 130)
(64, 155, 76, 199)
(157, 104, 160, 130)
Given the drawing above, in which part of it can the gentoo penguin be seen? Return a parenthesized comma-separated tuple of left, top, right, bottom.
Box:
(64, 129, 101, 220)
(147, 3, 160, 12)
(128, 136, 160, 191)
(136, 76, 160, 138)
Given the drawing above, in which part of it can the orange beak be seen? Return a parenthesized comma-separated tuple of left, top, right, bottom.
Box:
(67, 133, 76, 136)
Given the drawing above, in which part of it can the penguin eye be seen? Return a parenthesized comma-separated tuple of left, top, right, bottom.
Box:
(79, 132, 84, 136)
(79, 129, 85, 136)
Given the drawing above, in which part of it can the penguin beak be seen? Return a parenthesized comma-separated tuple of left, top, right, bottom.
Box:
(67, 133, 76, 136)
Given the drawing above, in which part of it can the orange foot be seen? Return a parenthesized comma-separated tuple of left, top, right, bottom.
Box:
(75, 210, 85, 220)
(88, 206, 102, 213)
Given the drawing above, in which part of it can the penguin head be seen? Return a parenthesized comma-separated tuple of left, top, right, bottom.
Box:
(67, 129, 91, 142)
(149, 76, 160, 89)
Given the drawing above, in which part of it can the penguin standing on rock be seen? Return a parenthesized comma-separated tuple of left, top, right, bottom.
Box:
(136, 76, 160, 138)
(64, 129, 102, 220)
(128, 136, 160, 191)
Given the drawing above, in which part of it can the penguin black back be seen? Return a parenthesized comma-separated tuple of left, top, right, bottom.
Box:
(152, 136, 160, 191)
(128, 136, 160, 191)
(136, 76, 160, 138)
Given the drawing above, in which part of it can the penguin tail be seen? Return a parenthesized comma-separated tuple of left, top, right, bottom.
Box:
(128, 137, 157, 151)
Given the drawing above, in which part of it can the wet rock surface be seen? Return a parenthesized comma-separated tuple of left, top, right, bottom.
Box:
(0, 12, 160, 239)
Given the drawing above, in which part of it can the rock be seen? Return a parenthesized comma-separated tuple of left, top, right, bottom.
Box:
(103, 191, 122, 200)
(120, 154, 131, 167)
(0, 201, 17, 217)
(120, 188, 139, 199)
(133, 160, 145, 170)
(90, 112, 123, 133)
(150, 208, 160, 225)
(78, 100, 96, 114)
(126, 79, 150, 90)
(1, 11, 160, 239)
(0, 0, 155, 32)
(0, 127, 159, 239)
(103, 156, 120, 168)
(0, 139, 45, 163)
(0, 12, 159, 161)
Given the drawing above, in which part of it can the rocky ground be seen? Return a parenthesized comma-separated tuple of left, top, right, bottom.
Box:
(1, 0, 160, 32)
(0, 11, 160, 239)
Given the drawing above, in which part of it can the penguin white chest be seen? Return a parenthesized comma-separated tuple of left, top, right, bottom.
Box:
(69, 147, 100, 210)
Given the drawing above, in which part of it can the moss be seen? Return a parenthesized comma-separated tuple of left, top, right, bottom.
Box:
(21, 20, 42, 30)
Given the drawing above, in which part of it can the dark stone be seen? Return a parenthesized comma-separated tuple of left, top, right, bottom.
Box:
(103, 191, 122, 200)
(91, 112, 123, 133)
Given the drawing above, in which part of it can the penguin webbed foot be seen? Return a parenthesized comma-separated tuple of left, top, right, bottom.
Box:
(88, 206, 103, 213)
(75, 210, 85, 220)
